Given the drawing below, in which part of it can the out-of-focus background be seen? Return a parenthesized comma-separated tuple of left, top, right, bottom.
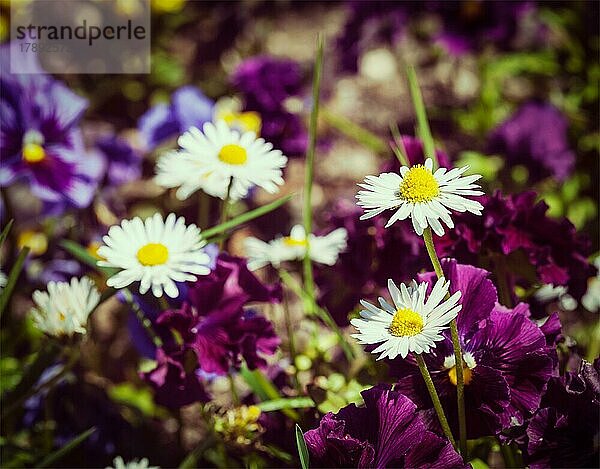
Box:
(0, 1, 598, 467)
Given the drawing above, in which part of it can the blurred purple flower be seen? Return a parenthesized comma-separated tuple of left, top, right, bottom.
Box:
(95, 135, 142, 186)
(522, 358, 599, 468)
(232, 56, 307, 157)
(335, 1, 415, 73)
(0, 44, 102, 211)
(392, 260, 557, 438)
(430, 1, 533, 55)
(488, 102, 575, 182)
(138, 85, 214, 150)
(304, 384, 464, 468)
(437, 191, 595, 303)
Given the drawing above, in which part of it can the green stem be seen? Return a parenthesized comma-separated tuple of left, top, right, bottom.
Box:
(229, 374, 239, 405)
(281, 290, 300, 391)
(302, 35, 324, 315)
(406, 65, 436, 167)
(415, 354, 456, 447)
(423, 227, 467, 457)
(197, 191, 211, 229)
(219, 179, 233, 250)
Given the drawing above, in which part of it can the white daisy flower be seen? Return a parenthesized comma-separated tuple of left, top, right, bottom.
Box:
(107, 456, 159, 469)
(244, 225, 348, 271)
(97, 213, 211, 298)
(356, 158, 484, 236)
(351, 277, 461, 360)
(30, 277, 100, 337)
(154, 120, 287, 201)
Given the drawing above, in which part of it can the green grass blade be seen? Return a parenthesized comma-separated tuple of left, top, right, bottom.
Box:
(60, 240, 118, 276)
(322, 110, 387, 154)
(0, 219, 14, 247)
(201, 194, 294, 241)
(295, 424, 310, 469)
(0, 247, 30, 319)
(37, 427, 96, 468)
(256, 397, 314, 412)
(303, 34, 324, 315)
(406, 65, 438, 168)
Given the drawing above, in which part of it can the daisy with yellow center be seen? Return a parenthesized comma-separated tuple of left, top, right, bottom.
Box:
(97, 213, 211, 298)
(243, 224, 348, 271)
(30, 277, 100, 337)
(154, 120, 287, 201)
(356, 158, 484, 236)
(351, 277, 462, 360)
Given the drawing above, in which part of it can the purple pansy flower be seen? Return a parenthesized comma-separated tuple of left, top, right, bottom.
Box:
(95, 135, 142, 186)
(392, 260, 557, 438)
(0, 44, 102, 211)
(304, 384, 464, 468)
(522, 358, 599, 468)
(137, 85, 214, 150)
(437, 191, 595, 304)
(232, 56, 308, 157)
(141, 254, 281, 407)
(488, 102, 575, 182)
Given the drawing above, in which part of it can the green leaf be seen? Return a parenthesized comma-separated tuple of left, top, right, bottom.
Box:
(200, 194, 294, 241)
(37, 427, 96, 468)
(256, 397, 314, 412)
(0, 246, 30, 319)
(321, 110, 387, 154)
(0, 219, 14, 247)
(295, 424, 310, 469)
(240, 364, 299, 421)
(60, 240, 118, 276)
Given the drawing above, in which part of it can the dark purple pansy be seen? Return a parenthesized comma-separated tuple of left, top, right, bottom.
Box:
(95, 135, 142, 186)
(141, 348, 210, 409)
(137, 85, 214, 150)
(522, 358, 599, 468)
(437, 191, 595, 305)
(392, 260, 557, 438)
(231, 56, 307, 157)
(0, 44, 102, 212)
(141, 254, 280, 407)
(304, 384, 464, 468)
(488, 102, 575, 182)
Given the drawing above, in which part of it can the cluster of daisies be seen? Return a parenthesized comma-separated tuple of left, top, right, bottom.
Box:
(27, 117, 353, 337)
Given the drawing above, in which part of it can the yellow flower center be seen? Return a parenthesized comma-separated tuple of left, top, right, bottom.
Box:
(59, 312, 66, 321)
(137, 243, 169, 266)
(218, 144, 247, 165)
(388, 307, 424, 337)
(283, 236, 307, 247)
(398, 165, 440, 203)
(448, 365, 473, 386)
(22, 143, 46, 163)
(18, 230, 48, 256)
